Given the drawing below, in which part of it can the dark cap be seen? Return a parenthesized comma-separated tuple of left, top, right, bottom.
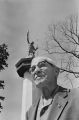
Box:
(15, 57, 33, 78)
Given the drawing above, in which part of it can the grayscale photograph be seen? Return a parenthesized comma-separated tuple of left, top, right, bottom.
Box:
(0, 0, 79, 120)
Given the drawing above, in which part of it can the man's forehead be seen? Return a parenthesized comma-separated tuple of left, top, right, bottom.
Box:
(31, 56, 55, 66)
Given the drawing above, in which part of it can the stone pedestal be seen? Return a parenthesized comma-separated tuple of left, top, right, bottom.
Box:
(15, 57, 41, 120)
(21, 77, 32, 120)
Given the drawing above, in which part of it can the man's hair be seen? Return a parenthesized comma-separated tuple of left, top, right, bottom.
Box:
(31, 56, 60, 71)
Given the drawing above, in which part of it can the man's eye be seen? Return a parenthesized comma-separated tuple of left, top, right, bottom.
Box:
(38, 61, 46, 68)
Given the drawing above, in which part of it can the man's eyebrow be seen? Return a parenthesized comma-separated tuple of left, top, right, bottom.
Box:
(38, 60, 46, 63)
(31, 60, 46, 66)
(45, 60, 55, 67)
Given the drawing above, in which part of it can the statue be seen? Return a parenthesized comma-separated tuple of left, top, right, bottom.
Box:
(15, 30, 38, 77)
(27, 30, 38, 58)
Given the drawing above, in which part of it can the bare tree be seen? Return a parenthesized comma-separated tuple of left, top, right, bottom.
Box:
(44, 15, 79, 81)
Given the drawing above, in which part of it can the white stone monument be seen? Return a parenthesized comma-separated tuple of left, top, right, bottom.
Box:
(15, 57, 40, 120)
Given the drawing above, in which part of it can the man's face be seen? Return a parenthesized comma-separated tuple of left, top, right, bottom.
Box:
(30, 57, 59, 88)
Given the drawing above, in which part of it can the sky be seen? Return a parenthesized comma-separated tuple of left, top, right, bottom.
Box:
(0, 0, 78, 120)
